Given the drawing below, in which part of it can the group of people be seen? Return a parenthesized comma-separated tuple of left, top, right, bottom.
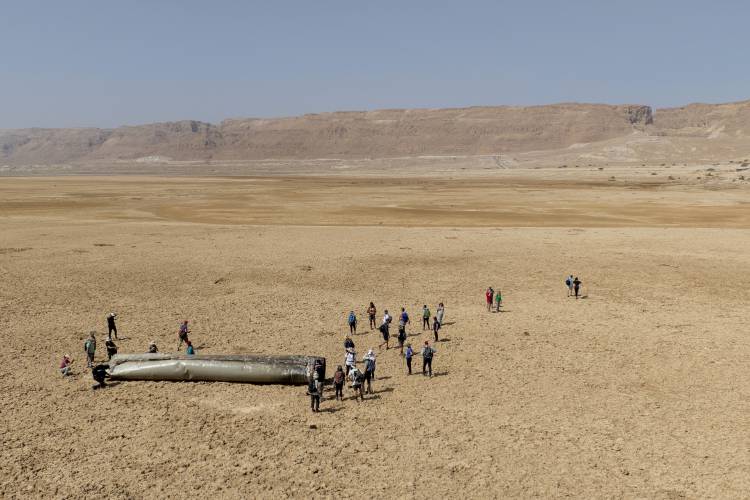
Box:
(307, 302, 444, 412)
(485, 287, 503, 312)
(565, 275, 583, 299)
(60, 314, 197, 389)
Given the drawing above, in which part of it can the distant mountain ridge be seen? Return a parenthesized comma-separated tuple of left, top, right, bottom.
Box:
(1, 100, 749, 165)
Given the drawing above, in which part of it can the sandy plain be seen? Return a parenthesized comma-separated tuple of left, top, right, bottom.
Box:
(1, 168, 750, 498)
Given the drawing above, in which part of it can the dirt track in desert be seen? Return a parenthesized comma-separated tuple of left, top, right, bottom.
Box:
(2, 171, 750, 498)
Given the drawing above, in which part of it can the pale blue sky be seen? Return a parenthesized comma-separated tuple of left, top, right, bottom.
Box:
(1, 0, 748, 128)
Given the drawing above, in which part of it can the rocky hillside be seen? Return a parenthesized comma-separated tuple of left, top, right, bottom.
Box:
(2, 100, 749, 166)
(0, 103, 654, 164)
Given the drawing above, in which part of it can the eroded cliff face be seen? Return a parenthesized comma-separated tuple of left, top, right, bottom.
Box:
(0, 103, 656, 164)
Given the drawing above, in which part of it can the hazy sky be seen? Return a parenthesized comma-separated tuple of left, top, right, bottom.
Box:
(1, 0, 748, 128)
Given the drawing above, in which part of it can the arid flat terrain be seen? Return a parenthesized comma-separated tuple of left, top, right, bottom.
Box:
(1, 170, 750, 498)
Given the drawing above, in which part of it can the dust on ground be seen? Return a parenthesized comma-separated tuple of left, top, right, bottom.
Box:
(1, 171, 749, 498)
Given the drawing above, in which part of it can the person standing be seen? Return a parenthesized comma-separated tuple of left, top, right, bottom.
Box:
(345, 348, 357, 377)
(494, 289, 503, 312)
(566, 275, 574, 297)
(573, 277, 582, 299)
(436, 303, 445, 328)
(422, 305, 431, 330)
(333, 365, 345, 401)
(106, 312, 118, 340)
(105, 338, 118, 360)
(347, 311, 357, 335)
(367, 302, 377, 330)
(405, 343, 414, 375)
(349, 366, 364, 401)
(307, 372, 322, 412)
(363, 349, 376, 394)
(59, 355, 73, 376)
(383, 309, 392, 327)
(421, 341, 436, 377)
(177, 320, 190, 350)
(378, 321, 390, 350)
(84, 332, 96, 368)
(485, 287, 494, 311)
(432, 317, 440, 342)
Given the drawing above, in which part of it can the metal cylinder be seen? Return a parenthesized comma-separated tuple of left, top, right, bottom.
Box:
(108, 353, 325, 385)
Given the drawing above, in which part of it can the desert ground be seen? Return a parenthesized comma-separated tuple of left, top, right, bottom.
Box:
(1, 167, 750, 498)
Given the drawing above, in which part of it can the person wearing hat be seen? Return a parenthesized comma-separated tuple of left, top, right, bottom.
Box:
(421, 341, 436, 377)
(362, 349, 376, 394)
(84, 332, 97, 368)
(307, 371, 322, 412)
(148, 341, 158, 353)
(106, 312, 118, 340)
(348, 366, 364, 401)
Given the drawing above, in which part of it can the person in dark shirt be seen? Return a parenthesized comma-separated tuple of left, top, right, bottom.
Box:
(105, 338, 117, 360)
(432, 316, 440, 342)
(333, 365, 345, 401)
(573, 277, 582, 299)
(421, 341, 436, 377)
(106, 313, 118, 340)
(177, 320, 190, 350)
(92, 364, 110, 390)
(344, 336, 355, 350)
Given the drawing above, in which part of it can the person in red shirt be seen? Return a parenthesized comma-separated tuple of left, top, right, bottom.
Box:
(485, 287, 494, 312)
(59, 355, 72, 376)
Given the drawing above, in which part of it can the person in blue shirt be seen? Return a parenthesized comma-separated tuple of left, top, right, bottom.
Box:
(404, 343, 414, 375)
(347, 311, 357, 335)
(186, 340, 195, 355)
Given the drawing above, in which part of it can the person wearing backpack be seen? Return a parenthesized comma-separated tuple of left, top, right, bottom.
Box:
(333, 365, 345, 401)
(349, 366, 365, 401)
(398, 307, 410, 353)
(397, 324, 407, 355)
(307, 372, 322, 412)
(84, 332, 97, 368)
(421, 341, 436, 377)
(422, 305, 431, 330)
(362, 350, 376, 394)
(378, 321, 390, 350)
(347, 311, 357, 335)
